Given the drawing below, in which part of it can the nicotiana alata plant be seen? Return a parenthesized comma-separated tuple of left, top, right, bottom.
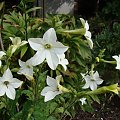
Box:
(0, 1, 120, 119)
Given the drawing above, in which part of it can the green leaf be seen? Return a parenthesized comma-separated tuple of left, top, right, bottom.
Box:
(79, 40, 91, 59)
(26, 7, 42, 14)
(89, 95, 100, 104)
(20, 46, 28, 58)
(47, 116, 57, 120)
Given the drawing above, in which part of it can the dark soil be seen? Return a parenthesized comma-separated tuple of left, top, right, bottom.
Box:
(64, 95, 120, 120)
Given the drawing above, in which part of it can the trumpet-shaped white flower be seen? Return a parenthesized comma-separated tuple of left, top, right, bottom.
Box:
(82, 71, 103, 90)
(17, 58, 34, 80)
(112, 55, 120, 70)
(28, 28, 68, 70)
(58, 54, 69, 71)
(0, 68, 23, 100)
(80, 98, 86, 105)
(80, 18, 93, 49)
(41, 75, 62, 102)
(0, 51, 6, 67)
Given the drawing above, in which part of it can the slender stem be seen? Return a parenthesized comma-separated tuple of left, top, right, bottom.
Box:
(23, 0, 28, 41)
(100, 59, 116, 64)
(0, 2, 5, 51)
(42, 0, 45, 21)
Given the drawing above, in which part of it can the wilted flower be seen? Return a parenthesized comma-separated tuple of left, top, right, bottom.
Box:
(112, 55, 120, 70)
(58, 54, 69, 71)
(10, 37, 28, 46)
(28, 28, 68, 70)
(17, 58, 34, 80)
(0, 51, 6, 67)
(80, 18, 93, 49)
(0, 68, 23, 100)
(82, 71, 103, 90)
(8, 37, 27, 57)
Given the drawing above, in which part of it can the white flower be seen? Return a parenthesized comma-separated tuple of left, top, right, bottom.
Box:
(41, 75, 62, 102)
(82, 71, 103, 90)
(80, 18, 93, 49)
(28, 28, 68, 70)
(58, 54, 69, 71)
(112, 55, 120, 70)
(80, 98, 86, 105)
(17, 58, 34, 80)
(0, 51, 6, 67)
(0, 68, 23, 100)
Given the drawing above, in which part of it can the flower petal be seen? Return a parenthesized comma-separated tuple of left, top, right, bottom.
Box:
(82, 82, 90, 89)
(0, 51, 6, 59)
(96, 78, 103, 85)
(44, 91, 61, 102)
(18, 59, 25, 67)
(43, 28, 57, 43)
(112, 55, 120, 69)
(46, 76, 58, 87)
(85, 21, 89, 31)
(0, 60, 2, 68)
(0, 83, 6, 96)
(93, 71, 99, 80)
(2, 68, 13, 82)
(85, 31, 91, 38)
(52, 42, 68, 55)
(10, 78, 23, 88)
(46, 51, 59, 70)
(41, 86, 56, 96)
(86, 38, 93, 49)
(6, 85, 16, 100)
(28, 38, 44, 51)
(90, 82, 97, 90)
(80, 18, 85, 27)
(30, 51, 46, 66)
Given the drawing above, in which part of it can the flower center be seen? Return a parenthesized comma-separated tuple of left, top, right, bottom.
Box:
(26, 64, 31, 68)
(4, 81, 9, 86)
(91, 78, 95, 81)
(44, 44, 52, 49)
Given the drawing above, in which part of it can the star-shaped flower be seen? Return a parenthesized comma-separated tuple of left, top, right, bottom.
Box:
(17, 58, 34, 80)
(0, 68, 23, 100)
(80, 98, 86, 105)
(82, 71, 103, 90)
(112, 55, 120, 70)
(80, 18, 93, 49)
(28, 28, 68, 70)
(41, 75, 62, 102)
(58, 54, 69, 71)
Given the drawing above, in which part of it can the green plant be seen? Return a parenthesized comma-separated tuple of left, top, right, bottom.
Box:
(0, 1, 120, 120)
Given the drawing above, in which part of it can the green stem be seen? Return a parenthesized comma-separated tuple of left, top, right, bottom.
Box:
(0, 2, 5, 51)
(61, 98, 77, 119)
(100, 59, 116, 64)
(23, 0, 28, 41)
